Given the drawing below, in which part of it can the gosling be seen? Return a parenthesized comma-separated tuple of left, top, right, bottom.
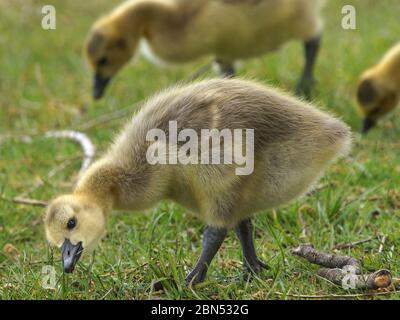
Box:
(85, 0, 325, 99)
(356, 42, 400, 133)
(44, 78, 351, 286)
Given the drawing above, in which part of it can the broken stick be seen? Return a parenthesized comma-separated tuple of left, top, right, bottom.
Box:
(292, 244, 392, 290)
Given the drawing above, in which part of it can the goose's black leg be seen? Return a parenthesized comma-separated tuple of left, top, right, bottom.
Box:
(296, 34, 321, 100)
(235, 218, 267, 277)
(185, 225, 227, 286)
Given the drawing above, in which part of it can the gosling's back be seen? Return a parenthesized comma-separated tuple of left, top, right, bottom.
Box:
(113, 78, 349, 158)
(140, 0, 325, 62)
(106, 79, 351, 227)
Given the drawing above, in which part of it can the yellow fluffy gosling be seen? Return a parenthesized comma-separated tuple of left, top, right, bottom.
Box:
(357, 42, 400, 133)
(85, 0, 325, 99)
(44, 78, 351, 285)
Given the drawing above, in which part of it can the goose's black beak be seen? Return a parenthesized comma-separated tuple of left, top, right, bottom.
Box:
(361, 118, 376, 134)
(93, 74, 111, 100)
(61, 239, 83, 273)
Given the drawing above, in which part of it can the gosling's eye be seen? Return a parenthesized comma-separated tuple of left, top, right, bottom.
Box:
(67, 218, 77, 230)
(97, 57, 108, 66)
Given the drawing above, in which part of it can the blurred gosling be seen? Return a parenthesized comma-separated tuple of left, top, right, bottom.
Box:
(85, 0, 325, 99)
(356, 42, 400, 133)
(44, 78, 351, 285)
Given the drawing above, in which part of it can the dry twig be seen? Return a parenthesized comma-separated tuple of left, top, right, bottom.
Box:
(1, 196, 48, 207)
(274, 290, 400, 299)
(333, 236, 376, 250)
(292, 244, 392, 290)
(17, 156, 79, 199)
(45, 130, 95, 177)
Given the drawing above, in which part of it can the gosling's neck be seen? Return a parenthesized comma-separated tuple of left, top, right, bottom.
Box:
(380, 49, 400, 88)
(73, 159, 170, 214)
(110, 0, 170, 36)
(73, 160, 120, 213)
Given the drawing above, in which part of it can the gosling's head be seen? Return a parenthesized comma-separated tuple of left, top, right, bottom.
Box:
(356, 74, 399, 134)
(85, 18, 139, 99)
(44, 194, 106, 273)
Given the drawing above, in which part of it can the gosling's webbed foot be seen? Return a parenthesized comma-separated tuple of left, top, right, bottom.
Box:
(221, 66, 235, 78)
(235, 218, 268, 280)
(216, 58, 235, 78)
(215, 260, 268, 283)
(296, 34, 321, 100)
(185, 268, 208, 287)
(295, 76, 315, 100)
(185, 225, 227, 287)
(243, 257, 268, 276)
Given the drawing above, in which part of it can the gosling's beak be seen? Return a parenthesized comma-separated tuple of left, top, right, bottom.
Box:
(361, 118, 376, 134)
(93, 74, 111, 100)
(61, 239, 83, 273)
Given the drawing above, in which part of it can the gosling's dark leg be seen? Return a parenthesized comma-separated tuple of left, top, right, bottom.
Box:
(235, 218, 267, 276)
(220, 65, 235, 78)
(216, 59, 235, 78)
(295, 34, 321, 100)
(185, 225, 227, 286)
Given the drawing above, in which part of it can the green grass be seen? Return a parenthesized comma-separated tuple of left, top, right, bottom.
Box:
(1, 0, 400, 300)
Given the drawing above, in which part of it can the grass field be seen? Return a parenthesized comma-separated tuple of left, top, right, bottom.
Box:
(1, 0, 400, 300)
